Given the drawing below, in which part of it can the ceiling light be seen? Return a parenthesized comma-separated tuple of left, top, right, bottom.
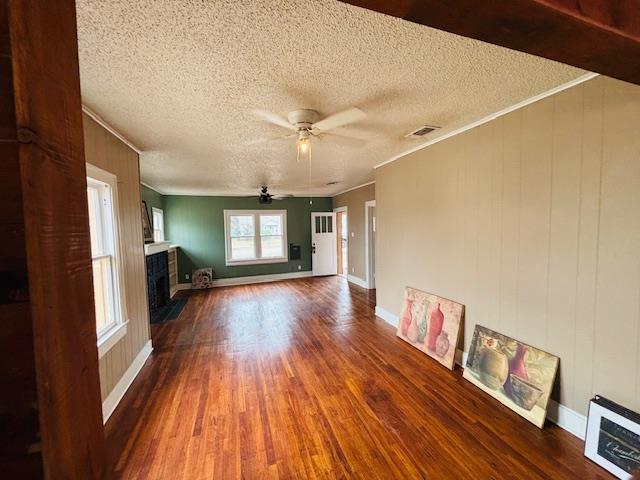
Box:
(296, 130, 311, 162)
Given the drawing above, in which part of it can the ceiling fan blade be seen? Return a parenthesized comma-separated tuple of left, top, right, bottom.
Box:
(320, 131, 367, 148)
(245, 133, 296, 146)
(253, 110, 297, 131)
(272, 194, 294, 199)
(312, 107, 366, 132)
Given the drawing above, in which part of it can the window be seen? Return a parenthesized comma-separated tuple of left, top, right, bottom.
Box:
(86, 164, 127, 357)
(224, 210, 287, 266)
(152, 207, 164, 242)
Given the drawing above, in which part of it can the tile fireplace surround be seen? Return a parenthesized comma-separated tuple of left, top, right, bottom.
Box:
(146, 251, 169, 323)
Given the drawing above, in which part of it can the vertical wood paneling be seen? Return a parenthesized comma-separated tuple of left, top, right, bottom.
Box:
(546, 86, 583, 407)
(498, 112, 522, 336)
(517, 101, 553, 347)
(572, 76, 604, 410)
(594, 79, 640, 408)
(83, 114, 151, 402)
(376, 76, 640, 415)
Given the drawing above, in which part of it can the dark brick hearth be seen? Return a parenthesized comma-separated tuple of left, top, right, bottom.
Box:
(146, 251, 169, 323)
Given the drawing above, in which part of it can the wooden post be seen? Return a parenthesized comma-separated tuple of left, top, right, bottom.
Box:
(1, 1, 106, 478)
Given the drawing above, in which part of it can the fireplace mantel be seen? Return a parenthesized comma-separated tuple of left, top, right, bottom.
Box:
(144, 241, 177, 256)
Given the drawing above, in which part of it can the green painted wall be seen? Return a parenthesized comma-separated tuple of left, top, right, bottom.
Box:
(164, 196, 332, 281)
(141, 184, 164, 212)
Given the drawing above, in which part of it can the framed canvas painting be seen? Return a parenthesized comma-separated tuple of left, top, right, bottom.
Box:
(585, 395, 640, 479)
(396, 287, 464, 370)
(462, 325, 559, 428)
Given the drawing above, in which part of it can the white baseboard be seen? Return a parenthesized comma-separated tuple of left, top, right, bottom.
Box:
(374, 304, 586, 440)
(177, 271, 313, 290)
(102, 340, 153, 423)
(347, 274, 369, 289)
(547, 400, 587, 439)
(375, 305, 398, 327)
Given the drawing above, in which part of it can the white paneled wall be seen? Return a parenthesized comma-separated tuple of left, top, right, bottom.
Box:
(376, 76, 640, 415)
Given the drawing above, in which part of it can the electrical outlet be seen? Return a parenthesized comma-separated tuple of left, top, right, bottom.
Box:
(185, 273, 190, 280)
(351, 267, 355, 273)
(351, 232, 355, 237)
(297, 265, 302, 270)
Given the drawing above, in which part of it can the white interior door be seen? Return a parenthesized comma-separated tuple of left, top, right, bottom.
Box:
(311, 212, 337, 276)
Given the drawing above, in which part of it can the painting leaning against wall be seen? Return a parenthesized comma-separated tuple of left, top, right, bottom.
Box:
(462, 325, 559, 428)
(396, 287, 464, 370)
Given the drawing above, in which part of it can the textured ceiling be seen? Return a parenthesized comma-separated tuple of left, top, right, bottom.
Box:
(76, 0, 584, 196)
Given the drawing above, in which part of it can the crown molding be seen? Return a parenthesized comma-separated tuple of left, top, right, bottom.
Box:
(331, 180, 375, 197)
(139, 181, 169, 196)
(374, 72, 599, 170)
(82, 104, 143, 155)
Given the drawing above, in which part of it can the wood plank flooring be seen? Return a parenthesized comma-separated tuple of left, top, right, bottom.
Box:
(105, 277, 611, 479)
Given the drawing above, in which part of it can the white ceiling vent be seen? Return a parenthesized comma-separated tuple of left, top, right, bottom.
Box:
(405, 125, 440, 139)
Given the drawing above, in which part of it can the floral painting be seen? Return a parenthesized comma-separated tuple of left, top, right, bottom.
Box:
(462, 325, 559, 428)
(396, 287, 464, 370)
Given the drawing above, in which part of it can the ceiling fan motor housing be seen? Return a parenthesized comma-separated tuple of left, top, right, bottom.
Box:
(287, 109, 319, 130)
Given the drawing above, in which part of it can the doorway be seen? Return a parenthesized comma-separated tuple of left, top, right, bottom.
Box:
(334, 207, 348, 276)
(365, 200, 376, 289)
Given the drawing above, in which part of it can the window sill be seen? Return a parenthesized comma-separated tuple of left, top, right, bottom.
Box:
(97, 321, 128, 358)
(226, 257, 288, 267)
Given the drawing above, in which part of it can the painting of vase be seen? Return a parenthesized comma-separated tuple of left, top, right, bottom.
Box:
(462, 325, 559, 428)
(396, 287, 464, 370)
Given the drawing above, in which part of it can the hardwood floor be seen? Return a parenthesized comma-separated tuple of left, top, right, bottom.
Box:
(106, 277, 610, 479)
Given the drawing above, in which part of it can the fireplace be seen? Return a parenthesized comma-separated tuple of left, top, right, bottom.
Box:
(146, 251, 170, 323)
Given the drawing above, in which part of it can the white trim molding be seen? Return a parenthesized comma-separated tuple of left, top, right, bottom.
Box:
(375, 305, 397, 327)
(547, 400, 587, 440)
(140, 181, 167, 195)
(333, 206, 348, 277)
(332, 180, 375, 197)
(374, 305, 587, 439)
(97, 321, 128, 359)
(364, 200, 376, 289)
(374, 72, 599, 170)
(347, 274, 368, 289)
(177, 271, 312, 290)
(176, 282, 193, 292)
(102, 340, 153, 423)
(82, 104, 143, 154)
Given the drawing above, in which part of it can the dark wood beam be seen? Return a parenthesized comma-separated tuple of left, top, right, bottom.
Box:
(340, 0, 640, 86)
(1, 0, 106, 477)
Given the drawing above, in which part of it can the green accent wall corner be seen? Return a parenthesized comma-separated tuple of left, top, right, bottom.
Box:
(141, 184, 164, 212)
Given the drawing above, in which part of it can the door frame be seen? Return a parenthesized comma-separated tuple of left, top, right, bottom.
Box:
(364, 200, 376, 289)
(333, 206, 348, 276)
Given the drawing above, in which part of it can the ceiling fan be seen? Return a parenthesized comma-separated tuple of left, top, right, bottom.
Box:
(257, 186, 292, 204)
(252, 107, 367, 161)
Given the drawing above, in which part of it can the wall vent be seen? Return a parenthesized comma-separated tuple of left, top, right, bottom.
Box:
(405, 125, 440, 139)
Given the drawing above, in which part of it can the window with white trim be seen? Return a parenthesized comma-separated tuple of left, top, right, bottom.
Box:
(152, 207, 164, 242)
(224, 210, 287, 266)
(86, 164, 127, 357)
